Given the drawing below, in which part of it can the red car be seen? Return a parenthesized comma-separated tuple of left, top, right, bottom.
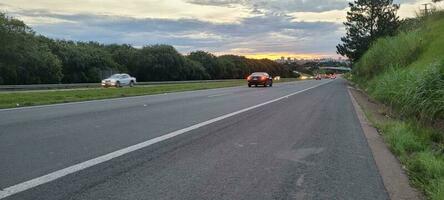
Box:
(315, 74, 322, 80)
(247, 72, 273, 87)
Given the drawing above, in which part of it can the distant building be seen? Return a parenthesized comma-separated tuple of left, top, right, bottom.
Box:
(274, 56, 350, 65)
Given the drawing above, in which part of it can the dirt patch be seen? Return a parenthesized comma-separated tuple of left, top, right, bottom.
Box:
(348, 86, 392, 125)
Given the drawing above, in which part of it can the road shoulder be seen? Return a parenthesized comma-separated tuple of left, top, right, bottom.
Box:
(347, 86, 423, 200)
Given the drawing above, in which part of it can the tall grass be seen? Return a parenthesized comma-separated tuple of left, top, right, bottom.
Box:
(354, 11, 444, 123)
(353, 11, 444, 199)
(367, 62, 444, 123)
(354, 31, 425, 80)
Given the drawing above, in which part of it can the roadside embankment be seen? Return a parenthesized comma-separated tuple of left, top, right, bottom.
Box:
(349, 12, 444, 200)
(348, 86, 423, 200)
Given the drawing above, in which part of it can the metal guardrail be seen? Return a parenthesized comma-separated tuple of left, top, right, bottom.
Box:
(0, 79, 241, 91)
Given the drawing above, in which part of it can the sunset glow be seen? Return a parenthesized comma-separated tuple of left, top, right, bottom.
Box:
(0, 0, 439, 58)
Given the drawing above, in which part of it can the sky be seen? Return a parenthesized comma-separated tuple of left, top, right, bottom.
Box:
(0, 0, 442, 59)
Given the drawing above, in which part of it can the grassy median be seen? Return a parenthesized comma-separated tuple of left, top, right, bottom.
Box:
(0, 78, 300, 109)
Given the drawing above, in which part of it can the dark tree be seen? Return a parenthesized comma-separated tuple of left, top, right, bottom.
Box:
(187, 51, 219, 79)
(337, 0, 400, 62)
(0, 13, 63, 84)
(0, 12, 295, 85)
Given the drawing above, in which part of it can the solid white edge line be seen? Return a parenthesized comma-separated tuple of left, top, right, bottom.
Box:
(0, 80, 333, 199)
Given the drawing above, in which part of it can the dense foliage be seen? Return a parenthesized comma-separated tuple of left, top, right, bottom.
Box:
(0, 13, 295, 85)
(337, 0, 400, 62)
(284, 60, 349, 75)
(0, 13, 63, 84)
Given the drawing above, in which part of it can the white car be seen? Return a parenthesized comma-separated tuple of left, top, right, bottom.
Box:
(101, 74, 136, 87)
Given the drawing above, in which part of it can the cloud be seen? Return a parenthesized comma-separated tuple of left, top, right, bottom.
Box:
(186, 0, 349, 12)
(3, 6, 343, 57)
(1, 0, 434, 59)
(0, 0, 253, 23)
(186, 0, 245, 7)
(290, 8, 347, 23)
(397, 0, 444, 18)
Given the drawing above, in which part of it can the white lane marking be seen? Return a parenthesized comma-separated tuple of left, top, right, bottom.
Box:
(207, 93, 232, 98)
(296, 174, 305, 187)
(0, 80, 333, 199)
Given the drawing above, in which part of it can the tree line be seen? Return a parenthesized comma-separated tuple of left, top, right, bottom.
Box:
(0, 13, 296, 85)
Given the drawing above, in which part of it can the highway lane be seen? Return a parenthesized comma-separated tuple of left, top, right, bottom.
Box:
(0, 79, 389, 199)
(0, 80, 327, 188)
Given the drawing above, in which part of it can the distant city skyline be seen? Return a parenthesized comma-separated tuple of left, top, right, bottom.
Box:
(1, 0, 442, 59)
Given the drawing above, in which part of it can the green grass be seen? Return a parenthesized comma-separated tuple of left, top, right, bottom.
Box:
(0, 78, 300, 109)
(409, 150, 444, 199)
(366, 63, 444, 122)
(362, 114, 444, 200)
(359, 92, 444, 199)
(352, 11, 444, 199)
(353, 11, 444, 124)
(381, 122, 428, 156)
(354, 30, 425, 80)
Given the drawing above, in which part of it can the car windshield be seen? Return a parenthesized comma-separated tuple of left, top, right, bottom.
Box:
(251, 73, 266, 76)
(109, 74, 121, 79)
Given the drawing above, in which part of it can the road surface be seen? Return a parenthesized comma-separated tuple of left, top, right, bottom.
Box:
(0, 79, 388, 200)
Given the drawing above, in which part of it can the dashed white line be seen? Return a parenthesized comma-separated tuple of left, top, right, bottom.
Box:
(207, 93, 232, 98)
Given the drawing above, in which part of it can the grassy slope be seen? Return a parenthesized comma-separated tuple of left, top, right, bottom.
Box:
(354, 13, 444, 123)
(352, 12, 444, 200)
(0, 78, 299, 109)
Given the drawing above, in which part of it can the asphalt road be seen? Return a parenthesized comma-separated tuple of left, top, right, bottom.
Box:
(0, 79, 389, 200)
